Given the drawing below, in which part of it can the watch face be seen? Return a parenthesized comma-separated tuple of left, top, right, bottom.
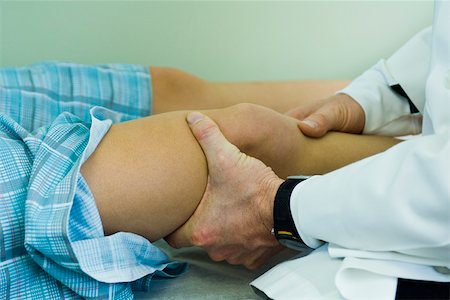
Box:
(279, 238, 310, 252)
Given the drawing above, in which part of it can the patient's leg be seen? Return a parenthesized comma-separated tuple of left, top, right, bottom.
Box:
(151, 67, 349, 114)
(81, 103, 399, 243)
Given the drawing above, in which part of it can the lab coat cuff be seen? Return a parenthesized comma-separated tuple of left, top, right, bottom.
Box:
(290, 176, 325, 249)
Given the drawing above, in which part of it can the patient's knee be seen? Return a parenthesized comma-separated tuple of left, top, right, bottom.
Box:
(152, 67, 206, 91)
(222, 103, 284, 153)
(151, 67, 210, 114)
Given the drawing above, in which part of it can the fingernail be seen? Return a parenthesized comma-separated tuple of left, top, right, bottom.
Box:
(187, 112, 204, 125)
(301, 119, 317, 129)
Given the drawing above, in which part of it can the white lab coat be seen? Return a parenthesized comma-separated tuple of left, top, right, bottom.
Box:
(252, 1, 449, 299)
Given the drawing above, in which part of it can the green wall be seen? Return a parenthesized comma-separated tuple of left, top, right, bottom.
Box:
(0, 1, 433, 81)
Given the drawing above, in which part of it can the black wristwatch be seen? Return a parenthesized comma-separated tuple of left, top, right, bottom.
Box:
(272, 176, 310, 251)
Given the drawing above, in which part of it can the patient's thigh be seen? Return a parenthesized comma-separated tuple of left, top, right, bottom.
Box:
(81, 110, 208, 242)
(81, 103, 304, 242)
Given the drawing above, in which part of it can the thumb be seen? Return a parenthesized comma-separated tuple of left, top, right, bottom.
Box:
(286, 99, 335, 138)
(298, 111, 334, 138)
(187, 112, 241, 168)
(164, 219, 194, 249)
(299, 95, 365, 137)
(285, 102, 319, 120)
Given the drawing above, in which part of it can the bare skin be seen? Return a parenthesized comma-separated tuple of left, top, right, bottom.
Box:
(167, 112, 286, 269)
(80, 67, 400, 249)
(286, 93, 366, 137)
(151, 67, 350, 114)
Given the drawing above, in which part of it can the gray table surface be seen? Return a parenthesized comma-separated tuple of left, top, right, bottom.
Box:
(135, 240, 299, 299)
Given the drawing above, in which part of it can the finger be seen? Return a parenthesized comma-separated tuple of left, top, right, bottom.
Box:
(245, 245, 283, 270)
(285, 101, 324, 120)
(285, 100, 335, 137)
(226, 248, 264, 268)
(300, 96, 365, 137)
(298, 111, 333, 138)
(227, 243, 282, 269)
(186, 112, 241, 168)
(298, 97, 349, 137)
(285, 106, 312, 120)
(164, 221, 194, 249)
(208, 245, 240, 262)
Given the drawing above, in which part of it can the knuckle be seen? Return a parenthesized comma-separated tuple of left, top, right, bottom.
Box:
(190, 229, 205, 247)
(244, 254, 262, 270)
(245, 262, 259, 270)
(209, 250, 227, 262)
(191, 227, 214, 247)
(311, 112, 329, 128)
(194, 120, 218, 141)
(226, 257, 242, 265)
(293, 110, 307, 119)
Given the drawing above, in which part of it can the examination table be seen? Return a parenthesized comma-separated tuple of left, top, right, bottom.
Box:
(135, 240, 299, 299)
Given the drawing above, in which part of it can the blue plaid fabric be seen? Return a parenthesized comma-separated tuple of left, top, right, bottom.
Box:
(0, 62, 187, 299)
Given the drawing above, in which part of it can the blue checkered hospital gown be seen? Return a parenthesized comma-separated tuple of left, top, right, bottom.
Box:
(0, 62, 186, 299)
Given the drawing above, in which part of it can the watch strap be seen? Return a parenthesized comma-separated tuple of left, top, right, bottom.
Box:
(273, 177, 309, 245)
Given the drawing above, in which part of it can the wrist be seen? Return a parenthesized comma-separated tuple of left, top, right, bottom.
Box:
(257, 176, 284, 234)
(272, 176, 310, 251)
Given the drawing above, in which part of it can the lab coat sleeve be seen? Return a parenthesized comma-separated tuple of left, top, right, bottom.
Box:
(290, 130, 450, 267)
(338, 27, 431, 136)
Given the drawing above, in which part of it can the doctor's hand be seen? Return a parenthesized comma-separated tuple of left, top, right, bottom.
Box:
(286, 93, 365, 137)
(165, 112, 284, 269)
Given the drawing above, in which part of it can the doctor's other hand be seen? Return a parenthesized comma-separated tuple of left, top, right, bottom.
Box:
(165, 112, 284, 269)
(286, 93, 365, 137)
